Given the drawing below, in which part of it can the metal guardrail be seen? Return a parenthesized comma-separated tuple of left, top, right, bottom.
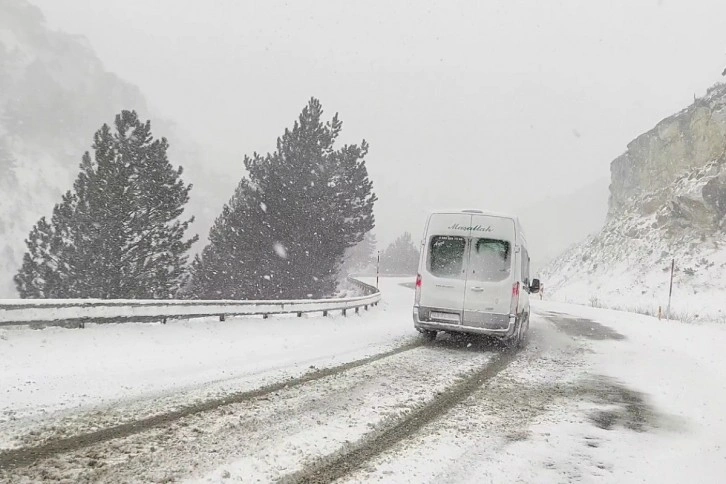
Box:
(0, 277, 381, 328)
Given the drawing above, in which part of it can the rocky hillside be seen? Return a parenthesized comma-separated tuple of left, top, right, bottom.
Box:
(0, 0, 219, 297)
(543, 85, 726, 323)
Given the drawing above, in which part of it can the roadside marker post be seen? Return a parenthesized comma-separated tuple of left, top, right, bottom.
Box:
(666, 258, 675, 322)
(376, 251, 380, 289)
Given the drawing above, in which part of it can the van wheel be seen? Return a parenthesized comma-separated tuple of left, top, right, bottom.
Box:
(421, 330, 437, 342)
(504, 319, 522, 349)
(518, 314, 530, 348)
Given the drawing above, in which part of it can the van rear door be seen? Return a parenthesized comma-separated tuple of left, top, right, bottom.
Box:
(462, 215, 516, 328)
(418, 213, 471, 322)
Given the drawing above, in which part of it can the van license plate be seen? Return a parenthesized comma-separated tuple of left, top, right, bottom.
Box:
(431, 312, 460, 323)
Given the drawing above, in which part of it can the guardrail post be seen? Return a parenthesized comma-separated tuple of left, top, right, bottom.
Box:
(355, 307, 359, 314)
(219, 314, 225, 322)
(263, 314, 269, 319)
(297, 312, 302, 318)
(162, 317, 167, 325)
(323, 310, 328, 317)
(364, 304, 368, 311)
(79, 321, 85, 329)
(342, 308, 347, 317)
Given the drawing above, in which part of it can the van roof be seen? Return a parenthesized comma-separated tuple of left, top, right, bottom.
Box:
(429, 209, 520, 220)
(428, 209, 527, 244)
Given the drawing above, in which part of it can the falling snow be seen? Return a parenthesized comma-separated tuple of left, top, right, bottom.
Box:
(273, 242, 288, 259)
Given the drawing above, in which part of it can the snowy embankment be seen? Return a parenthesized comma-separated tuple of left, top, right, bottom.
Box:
(0, 277, 415, 444)
(345, 300, 726, 483)
(542, 232, 726, 324)
(542, 157, 726, 324)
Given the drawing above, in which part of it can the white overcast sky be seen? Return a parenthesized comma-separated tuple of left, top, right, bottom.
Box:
(29, 0, 726, 248)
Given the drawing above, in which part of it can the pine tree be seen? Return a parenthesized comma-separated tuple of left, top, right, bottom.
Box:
(380, 232, 420, 275)
(340, 232, 377, 276)
(189, 98, 377, 299)
(15, 215, 63, 298)
(14, 110, 197, 298)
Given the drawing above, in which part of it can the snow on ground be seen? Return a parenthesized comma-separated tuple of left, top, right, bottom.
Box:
(532, 301, 726, 483)
(344, 300, 726, 483)
(188, 346, 494, 484)
(544, 244, 726, 324)
(4, 277, 726, 483)
(0, 277, 416, 448)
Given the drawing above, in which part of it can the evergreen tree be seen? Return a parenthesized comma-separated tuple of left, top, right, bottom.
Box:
(380, 232, 420, 275)
(15, 110, 197, 298)
(189, 98, 377, 299)
(340, 232, 377, 276)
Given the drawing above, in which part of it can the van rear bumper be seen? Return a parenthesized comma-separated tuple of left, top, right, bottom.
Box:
(413, 305, 516, 337)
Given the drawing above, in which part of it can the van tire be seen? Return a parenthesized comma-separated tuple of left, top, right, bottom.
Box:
(504, 318, 522, 348)
(421, 330, 437, 342)
(518, 313, 530, 348)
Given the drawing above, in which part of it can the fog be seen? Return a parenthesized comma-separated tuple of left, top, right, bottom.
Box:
(29, 0, 726, 269)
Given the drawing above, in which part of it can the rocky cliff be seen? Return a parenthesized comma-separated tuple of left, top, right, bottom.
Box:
(609, 84, 726, 222)
(543, 85, 726, 322)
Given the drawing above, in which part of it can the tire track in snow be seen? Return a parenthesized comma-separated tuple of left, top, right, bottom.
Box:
(280, 347, 518, 484)
(0, 340, 424, 471)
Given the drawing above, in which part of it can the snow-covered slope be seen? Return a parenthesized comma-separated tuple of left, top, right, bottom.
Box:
(0, 0, 149, 297)
(0, 0, 222, 297)
(543, 86, 726, 323)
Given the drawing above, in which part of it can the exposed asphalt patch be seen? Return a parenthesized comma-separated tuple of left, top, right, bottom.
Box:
(0, 340, 425, 472)
(583, 375, 658, 432)
(490, 373, 671, 435)
(279, 349, 518, 484)
(542, 311, 625, 341)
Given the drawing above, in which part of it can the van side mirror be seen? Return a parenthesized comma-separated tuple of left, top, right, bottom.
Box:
(530, 279, 540, 294)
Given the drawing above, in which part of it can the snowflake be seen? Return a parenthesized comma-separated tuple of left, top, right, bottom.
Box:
(273, 242, 288, 259)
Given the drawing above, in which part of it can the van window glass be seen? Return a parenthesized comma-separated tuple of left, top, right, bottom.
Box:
(521, 247, 530, 287)
(429, 236, 466, 277)
(469, 238, 511, 282)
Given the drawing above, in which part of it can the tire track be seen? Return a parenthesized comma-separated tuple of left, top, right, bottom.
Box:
(280, 347, 518, 484)
(0, 340, 424, 471)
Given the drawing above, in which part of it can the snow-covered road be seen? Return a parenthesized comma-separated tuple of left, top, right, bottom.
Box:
(341, 303, 726, 483)
(1, 278, 725, 483)
(0, 278, 417, 448)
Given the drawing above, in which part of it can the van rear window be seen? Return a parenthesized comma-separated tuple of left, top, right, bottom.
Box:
(429, 236, 466, 277)
(469, 238, 511, 282)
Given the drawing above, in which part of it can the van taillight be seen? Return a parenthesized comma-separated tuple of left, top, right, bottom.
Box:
(415, 274, 422, 304)
(510, 282, 520, 314)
